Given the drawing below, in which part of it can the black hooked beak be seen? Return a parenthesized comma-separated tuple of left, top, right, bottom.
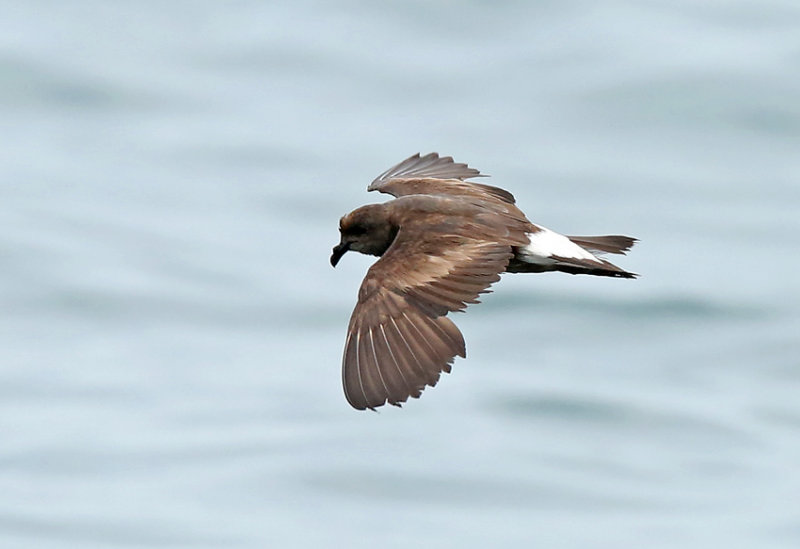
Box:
(330, 240, 350, 267)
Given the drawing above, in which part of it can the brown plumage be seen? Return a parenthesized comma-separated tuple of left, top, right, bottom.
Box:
(332, 153, 638, 410)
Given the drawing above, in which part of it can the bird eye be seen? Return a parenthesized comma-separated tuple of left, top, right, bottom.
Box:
(347, 224, 367, 236)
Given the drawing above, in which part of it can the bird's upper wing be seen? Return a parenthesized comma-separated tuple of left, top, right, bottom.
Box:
(342, 196, 531, 410)
(368, 152, 517, 205)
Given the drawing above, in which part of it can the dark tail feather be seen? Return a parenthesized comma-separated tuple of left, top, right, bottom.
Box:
(567, 235, 637, 255)
(550, 255, 638, 279)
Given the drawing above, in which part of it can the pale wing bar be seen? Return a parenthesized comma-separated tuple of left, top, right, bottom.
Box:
(342, 238, 519, 409)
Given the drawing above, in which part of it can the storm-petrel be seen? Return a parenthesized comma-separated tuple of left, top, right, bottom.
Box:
(331, 153, 638, 410)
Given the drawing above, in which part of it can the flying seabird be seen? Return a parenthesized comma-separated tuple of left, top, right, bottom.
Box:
(331, 153, 638, 410)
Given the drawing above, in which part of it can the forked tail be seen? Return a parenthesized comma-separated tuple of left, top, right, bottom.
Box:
(567, 235, 637, 256)
(508, 229, 639, 278)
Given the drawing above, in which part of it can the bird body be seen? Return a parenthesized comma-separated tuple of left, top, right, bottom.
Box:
(332, 153, 638, 410)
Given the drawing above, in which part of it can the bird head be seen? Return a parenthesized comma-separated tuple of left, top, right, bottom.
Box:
(331, 204, 398, 267)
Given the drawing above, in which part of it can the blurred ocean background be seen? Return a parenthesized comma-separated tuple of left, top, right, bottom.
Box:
(2, 1, 799, 547)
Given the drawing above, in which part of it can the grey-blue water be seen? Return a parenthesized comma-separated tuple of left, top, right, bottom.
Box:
(2, 1, 799, 547)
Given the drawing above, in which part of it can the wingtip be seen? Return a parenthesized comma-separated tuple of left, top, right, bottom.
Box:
(369, 151, 487, 191)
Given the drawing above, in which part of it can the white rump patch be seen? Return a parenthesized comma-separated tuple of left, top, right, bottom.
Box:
(519, 227, 602, 265)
